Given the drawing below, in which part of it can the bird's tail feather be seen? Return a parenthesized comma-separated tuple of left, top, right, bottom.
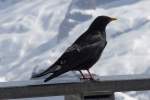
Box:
(44, 70, 66, 82)
(32, 64, 56, 78)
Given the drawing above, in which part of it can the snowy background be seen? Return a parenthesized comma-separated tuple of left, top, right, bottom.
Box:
(0, 0, 150, 100)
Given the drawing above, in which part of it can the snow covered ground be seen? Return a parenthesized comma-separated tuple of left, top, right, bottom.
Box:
(0, 0, 150, 100)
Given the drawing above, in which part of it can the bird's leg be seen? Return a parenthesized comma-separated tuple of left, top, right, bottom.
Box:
(79, 70, 86, 79)
(87, 69, 94, 80)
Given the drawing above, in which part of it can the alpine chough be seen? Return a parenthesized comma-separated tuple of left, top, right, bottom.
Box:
(32, 16, 117, 82)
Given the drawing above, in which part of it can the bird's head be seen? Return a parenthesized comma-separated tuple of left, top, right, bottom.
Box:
(89, 16, 117, 32)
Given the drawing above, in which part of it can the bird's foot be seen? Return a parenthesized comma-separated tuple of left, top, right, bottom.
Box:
(80, 77, 94, 81)
(80, 75, 94, 81)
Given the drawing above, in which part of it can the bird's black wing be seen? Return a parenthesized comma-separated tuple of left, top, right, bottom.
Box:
(32, 32, 106, 79)
(56, 36, 106, 71)
(31, 37, 92, 78)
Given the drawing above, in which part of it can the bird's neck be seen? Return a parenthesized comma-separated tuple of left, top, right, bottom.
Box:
(100, 31, 106, 40)
(87, 29, 106, 40)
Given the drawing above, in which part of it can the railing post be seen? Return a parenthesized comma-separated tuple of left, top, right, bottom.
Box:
(65, 92, 115, 100)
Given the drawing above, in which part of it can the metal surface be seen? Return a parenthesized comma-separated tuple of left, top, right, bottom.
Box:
(0, 74, 150, 99)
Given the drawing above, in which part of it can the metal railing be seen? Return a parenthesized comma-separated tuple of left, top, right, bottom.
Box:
(0, 74, 150, 100)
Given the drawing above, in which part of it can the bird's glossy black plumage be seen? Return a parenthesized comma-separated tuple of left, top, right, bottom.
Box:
(32, 16, 116, 82)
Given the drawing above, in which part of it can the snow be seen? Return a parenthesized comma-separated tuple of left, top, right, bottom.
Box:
(0, 0, 150, 100)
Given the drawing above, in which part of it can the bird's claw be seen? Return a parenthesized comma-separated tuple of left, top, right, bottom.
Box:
(80, 77, 94, 81)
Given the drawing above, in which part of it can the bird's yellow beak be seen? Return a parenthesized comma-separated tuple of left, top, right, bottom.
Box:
(111, 17, 117, 21)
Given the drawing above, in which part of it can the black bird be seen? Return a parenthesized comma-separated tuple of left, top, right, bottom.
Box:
(32, 16, 117, 82)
